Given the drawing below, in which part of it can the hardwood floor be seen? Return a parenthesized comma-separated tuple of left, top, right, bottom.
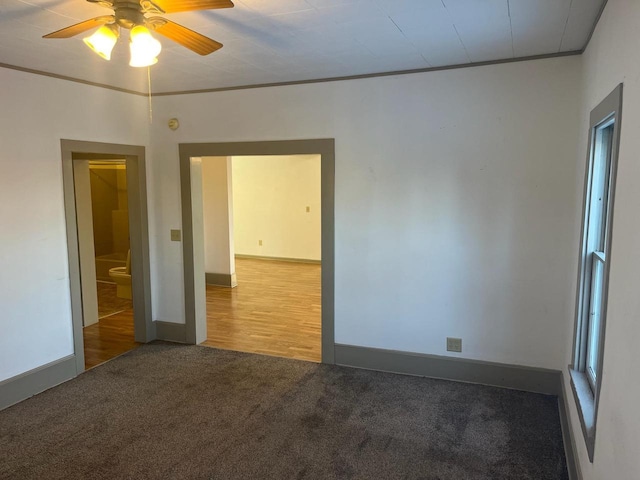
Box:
(83, 309, 140, 369)
(203, 257, 321, 362)
(83, 258, 321, 369)
(96, 281, 132, 319)
(83, 282, 139, 369)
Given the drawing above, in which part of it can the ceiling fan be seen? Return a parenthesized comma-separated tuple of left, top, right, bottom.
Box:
(43, 0, 234, 67)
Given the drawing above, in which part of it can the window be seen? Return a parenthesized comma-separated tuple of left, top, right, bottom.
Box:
(583, 121, 613, 391)
(570, 84, 622, 462)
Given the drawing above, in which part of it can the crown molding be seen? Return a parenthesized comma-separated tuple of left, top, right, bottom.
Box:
(0, 62, 147, 96)
(580, 0, 609, 54)
(152, 50, 582, 97)
(2, 50, 582, 98)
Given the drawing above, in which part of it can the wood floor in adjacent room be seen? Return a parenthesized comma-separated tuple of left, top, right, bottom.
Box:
(203, 257, 322, 362)
(83, 282, 138, 370)
(83, 258, 321, 368)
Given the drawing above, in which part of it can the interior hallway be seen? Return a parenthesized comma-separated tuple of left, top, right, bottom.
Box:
(203, 257, 322, 362)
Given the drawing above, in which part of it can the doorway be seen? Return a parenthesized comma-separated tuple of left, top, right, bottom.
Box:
(201, 154, 322, 361)
(84, 160, 135, 368)
(61, 140, 153, 374)
(179, 140, 335, 364)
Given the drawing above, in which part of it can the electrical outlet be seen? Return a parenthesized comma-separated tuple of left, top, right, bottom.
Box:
(170, 229, 181, 242)
(306, 206, 310, 213)
(446, 337, 462, 353)
(258, 240, 263, 246)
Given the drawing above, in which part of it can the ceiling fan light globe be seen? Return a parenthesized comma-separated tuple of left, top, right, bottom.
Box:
(129, 52, 159, 67)
(83, 24, 119, 61)
(129, 25, 162, 67)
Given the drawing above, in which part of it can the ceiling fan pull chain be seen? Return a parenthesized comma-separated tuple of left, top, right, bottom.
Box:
(148, 66, 153, 124)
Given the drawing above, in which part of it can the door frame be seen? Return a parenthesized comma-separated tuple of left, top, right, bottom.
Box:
(61, 139, 154, 374)
(179, 139, 335, 364)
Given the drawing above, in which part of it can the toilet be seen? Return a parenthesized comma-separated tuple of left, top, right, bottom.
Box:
(109, 250, 132, 299)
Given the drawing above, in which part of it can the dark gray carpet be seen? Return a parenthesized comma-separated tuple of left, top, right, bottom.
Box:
(0, 343, 568, 479)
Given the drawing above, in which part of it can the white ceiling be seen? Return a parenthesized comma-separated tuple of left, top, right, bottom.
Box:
(0, 0, 605, 94)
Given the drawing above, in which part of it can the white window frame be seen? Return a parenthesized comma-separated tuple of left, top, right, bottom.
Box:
(570, 84, 623, 463)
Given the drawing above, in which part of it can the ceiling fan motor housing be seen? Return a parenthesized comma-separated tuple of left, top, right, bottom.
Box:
(113, 1, 145, 29)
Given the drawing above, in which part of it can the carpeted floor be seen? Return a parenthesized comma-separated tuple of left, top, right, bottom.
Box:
(0, 343, 568, 479)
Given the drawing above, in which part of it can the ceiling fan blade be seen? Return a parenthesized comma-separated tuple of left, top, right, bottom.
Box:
(150, 18, 223, 55)
(43, 16, 114, 38)
(151, 0, 233, 14)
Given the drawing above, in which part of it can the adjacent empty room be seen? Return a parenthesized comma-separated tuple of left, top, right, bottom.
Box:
(200, 154, 323, 362)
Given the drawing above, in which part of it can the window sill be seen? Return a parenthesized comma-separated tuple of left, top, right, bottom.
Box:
(569, 367, 596, 462)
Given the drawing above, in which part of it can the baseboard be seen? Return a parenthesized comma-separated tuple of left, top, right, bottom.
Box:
(0, 355, 77, 411)
(205, 272, 237, 287)
(235, 254, 321, 265)
(334, 344, 561, 395)
(558, 371, 582, 480)
(155, 321, 187, 343)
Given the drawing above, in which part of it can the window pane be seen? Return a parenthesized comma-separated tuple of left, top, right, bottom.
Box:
(587, 253, 605, 390)
(587, 123, 613, 254)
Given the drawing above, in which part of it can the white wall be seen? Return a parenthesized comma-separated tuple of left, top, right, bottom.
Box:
(563, 0, 640, 477)
(202, 156, 235, 275)
(149, 56, 582, 369)
(232, 155, 321, 261)
(0, 68, 149, 382)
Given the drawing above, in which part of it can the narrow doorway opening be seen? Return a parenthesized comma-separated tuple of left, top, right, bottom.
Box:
(61, 140, 154, 374)
(81, 160, 138, 369)
(200, 155, 322, 362)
